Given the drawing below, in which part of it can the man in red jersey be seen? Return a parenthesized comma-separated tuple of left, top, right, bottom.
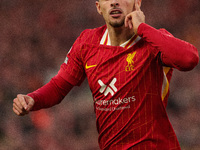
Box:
(13, 0, 199, 149)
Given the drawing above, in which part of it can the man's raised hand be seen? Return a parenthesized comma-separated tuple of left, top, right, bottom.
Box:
(13, 94, 35, 116)
(125, 0, 145, 34)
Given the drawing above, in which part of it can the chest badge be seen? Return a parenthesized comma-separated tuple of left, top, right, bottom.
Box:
(125, 51, 136, 71)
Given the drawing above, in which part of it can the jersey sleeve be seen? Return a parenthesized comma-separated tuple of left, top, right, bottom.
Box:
(28, 74, 73, 111)
(137, 23, 199, 71)
(58, 31, 87, 86)
(28, 30, 88, 110)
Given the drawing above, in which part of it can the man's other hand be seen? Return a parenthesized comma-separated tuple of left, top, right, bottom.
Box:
(13, 94, 35, 116)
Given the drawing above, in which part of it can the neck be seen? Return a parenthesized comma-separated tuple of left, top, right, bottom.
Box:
(107, 25, 135, 46)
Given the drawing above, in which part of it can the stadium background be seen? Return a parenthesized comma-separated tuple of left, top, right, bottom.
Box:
(0, 0, 199, 149)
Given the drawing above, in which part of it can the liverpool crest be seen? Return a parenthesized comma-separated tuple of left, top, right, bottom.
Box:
(125, 51, 136, 71)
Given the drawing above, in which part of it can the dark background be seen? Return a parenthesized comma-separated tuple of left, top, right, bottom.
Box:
(0, 0, 199, 149)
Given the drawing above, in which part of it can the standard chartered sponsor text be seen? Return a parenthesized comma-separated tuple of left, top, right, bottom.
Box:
(96, 105, 131, 111)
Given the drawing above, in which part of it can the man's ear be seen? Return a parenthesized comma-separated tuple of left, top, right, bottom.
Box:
(96, 1, 102, 15)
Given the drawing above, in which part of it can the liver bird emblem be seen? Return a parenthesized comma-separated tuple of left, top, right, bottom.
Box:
(125, 51, 136, 71)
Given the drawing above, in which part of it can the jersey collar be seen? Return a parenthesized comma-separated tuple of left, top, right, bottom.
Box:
(100, 28, 141, 49)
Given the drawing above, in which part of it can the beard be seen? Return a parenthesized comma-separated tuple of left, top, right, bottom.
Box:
(109, 18, 125, 28)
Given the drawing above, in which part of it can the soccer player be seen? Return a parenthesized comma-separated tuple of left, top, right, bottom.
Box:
(13, 0, 199, 149)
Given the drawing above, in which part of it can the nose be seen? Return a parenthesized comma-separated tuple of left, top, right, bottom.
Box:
(110, 0, 119, 7)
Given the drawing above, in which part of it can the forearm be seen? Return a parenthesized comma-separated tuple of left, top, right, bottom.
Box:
(28, 74, 73, 111)
(137, 23, 199, 71)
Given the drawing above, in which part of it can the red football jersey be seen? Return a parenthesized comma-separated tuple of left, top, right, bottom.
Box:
(29, 23, 198, 149)
(58, 24, 183, 149)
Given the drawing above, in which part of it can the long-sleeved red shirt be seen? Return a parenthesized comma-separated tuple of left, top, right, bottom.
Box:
(28, 23, 199, 150)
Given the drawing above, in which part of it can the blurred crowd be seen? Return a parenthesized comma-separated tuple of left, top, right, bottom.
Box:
(0, 0, 199, 150)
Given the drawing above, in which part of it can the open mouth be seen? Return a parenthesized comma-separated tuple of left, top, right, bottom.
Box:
(110, 10, 122, 14)
(110, 9, 122, 17)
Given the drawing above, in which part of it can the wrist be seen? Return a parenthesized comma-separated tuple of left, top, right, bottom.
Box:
(136, 23, 145, 36)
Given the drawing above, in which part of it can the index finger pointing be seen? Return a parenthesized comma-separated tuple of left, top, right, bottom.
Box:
(17, 94, 28, 110)
(135, 1, 141, 11)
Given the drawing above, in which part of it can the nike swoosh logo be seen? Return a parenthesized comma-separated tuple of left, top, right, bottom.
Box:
(85, 63, 97, 69)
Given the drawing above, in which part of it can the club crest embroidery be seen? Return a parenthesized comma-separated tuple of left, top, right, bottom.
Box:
(125, 51, 136, 71)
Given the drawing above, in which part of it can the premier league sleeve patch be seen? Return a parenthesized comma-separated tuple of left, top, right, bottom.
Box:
(64, 47, 73, 64)
(64, 56, 68, 64)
